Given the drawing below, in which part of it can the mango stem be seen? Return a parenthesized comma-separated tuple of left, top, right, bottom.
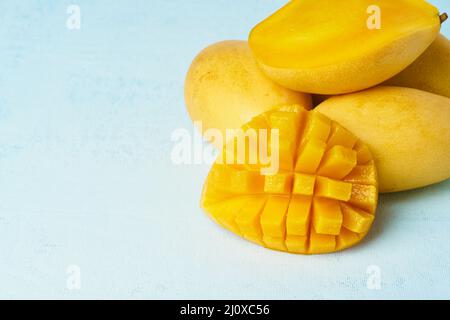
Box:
(440, 13, 448, 24)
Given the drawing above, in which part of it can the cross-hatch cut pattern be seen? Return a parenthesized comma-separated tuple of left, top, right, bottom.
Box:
(201, 105, 378, 254)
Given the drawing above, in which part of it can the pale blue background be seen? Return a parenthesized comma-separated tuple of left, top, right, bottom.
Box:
(0, 0, 449, 299)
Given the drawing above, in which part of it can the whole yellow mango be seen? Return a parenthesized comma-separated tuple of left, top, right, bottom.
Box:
(249, 0, 445, 94)
(316, 86, 450, 193)
(384, 34, 450, 98)
(185, 41, 312, 147)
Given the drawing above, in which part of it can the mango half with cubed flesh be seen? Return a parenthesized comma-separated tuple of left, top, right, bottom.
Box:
(201, 105, 378, 254)
(248, 0, 446, 94)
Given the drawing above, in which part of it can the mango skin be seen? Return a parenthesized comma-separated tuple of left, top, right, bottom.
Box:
(316, 86, 450, 193)
(184, 41, 312, 147)
(249, 0, 442, 94)
(384, 34, 450, 98)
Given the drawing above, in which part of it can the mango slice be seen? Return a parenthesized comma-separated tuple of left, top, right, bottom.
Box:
(201, 106, 378, 254)
(316, 86, 450, 192)
(248, 0, 444, 94)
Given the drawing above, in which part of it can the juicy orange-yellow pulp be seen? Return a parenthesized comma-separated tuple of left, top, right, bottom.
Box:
(201, 105, 378, 254)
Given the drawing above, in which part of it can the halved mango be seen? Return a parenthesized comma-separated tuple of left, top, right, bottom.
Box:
(248, 0, 444, 94)
(201, 106, 379, 254)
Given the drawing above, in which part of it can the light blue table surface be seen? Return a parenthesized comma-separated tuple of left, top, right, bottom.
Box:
(0, 0, 449, 299)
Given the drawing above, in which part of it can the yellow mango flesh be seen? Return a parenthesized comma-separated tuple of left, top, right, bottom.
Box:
(318, 146, 357, 180)
(201, 105, 378, 254)
(249, 0, 442, 94)
(315, 177, 353, 201)
(384, 34, 450, 98)
(336, 228, 362, 251)
(316, 86, 450, 192)
(286, 195, 312, 236)
(341, 203, 375, 234)
(312, 198, 343, 236)
(184, 40, 312, 148)
(292, 174, 316, 196)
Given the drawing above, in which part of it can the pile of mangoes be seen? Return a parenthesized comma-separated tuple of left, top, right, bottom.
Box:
(185, 0, 450, 254)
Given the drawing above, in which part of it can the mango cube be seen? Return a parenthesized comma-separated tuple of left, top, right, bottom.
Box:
(285, 235, 308, 254)
(303, 112, 331, 142)
(349, 184, 378, 214)
(318, 145, 357, 179)
(354, 141, 373, 165)
(269, 111, 302, 139)
(315, 176, 352, 201)
(264, 173, 293, 194)
(235, 197, 267, 238)
(263, 235, 287, 251)
(312, 198, 343, 235)
(260, 195, 290, 237)
(269, 111, 302, 170)
(336, 228, 361, 251)
(286, 195, 312, 236)
(277, 139, 297, 170)
(295, 139, 327, 174)
(211, 166, 264, 194)
(292, 173, 316, 195)
(201, 106, 378, 255)
(229, 169, 265, 194)
(341, 203, 374, 233)
(309, 228, 336, 254)
(327, 122, 358, 149)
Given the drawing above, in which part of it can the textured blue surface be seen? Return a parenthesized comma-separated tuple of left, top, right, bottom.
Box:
(0, 0, 449, 299)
